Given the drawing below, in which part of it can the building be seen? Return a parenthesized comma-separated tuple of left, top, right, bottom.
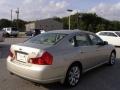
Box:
(25, 18, 63, 31)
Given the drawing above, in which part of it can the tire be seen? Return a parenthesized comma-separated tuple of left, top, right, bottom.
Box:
(108, 52, 116, 65)
(64, 63, 81, 87)
(6, 33, 10, 37)
(14, 35, 18, 37)
(9, 72, 14, 75)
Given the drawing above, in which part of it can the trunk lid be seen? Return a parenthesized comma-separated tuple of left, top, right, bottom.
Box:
(11, 42, 51, 64)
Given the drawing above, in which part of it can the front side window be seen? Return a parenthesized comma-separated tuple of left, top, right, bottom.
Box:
(89, 34, 103, 45)
(27, 33, 67, 45)
(7, 28, 11, 31)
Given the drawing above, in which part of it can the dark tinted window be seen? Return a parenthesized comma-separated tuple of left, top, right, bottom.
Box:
(12, 28, 18, 31)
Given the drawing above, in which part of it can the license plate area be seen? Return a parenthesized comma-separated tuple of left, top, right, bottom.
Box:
(16, 51, 28, 63)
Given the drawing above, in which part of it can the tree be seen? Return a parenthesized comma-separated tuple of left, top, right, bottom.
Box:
(12, 19, 27, 32)
(0, 19, 12, 30)
(88, 24, 94, 32)
(61, 12, 120, 32)
(96, 24, 105, 32)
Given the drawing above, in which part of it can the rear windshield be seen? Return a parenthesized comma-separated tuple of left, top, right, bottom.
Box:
(26, 33, 67, 45)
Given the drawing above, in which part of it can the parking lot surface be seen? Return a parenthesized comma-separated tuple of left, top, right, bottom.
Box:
(0, 38, 120, 90)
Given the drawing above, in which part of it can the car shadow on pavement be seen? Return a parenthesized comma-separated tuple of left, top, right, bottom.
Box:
(0, 44, 10, 59)
(37, 59, 120, 90)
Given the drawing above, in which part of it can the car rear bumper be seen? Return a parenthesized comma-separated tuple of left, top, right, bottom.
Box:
(7, 57, 63, 84)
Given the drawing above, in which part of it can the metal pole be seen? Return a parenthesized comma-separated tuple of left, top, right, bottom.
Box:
(16, 8, 19, 29)
(77, 12, 79, 29)
(67, 9, 73, 30)
(77, 11, 82, 29)
(11, 9, 13, 27)
(69, 15, 71, 30)
(11, 9, 12, 21)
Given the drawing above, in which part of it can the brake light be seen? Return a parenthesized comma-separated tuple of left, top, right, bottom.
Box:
(9, 50, 13, 58)
(30, 51, 53, 65)
(8, 50, 15, 60)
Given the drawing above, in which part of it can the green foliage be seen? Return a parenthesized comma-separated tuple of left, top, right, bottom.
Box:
(0, 19, 27, 31)
(12, 19, 27, 31)
(96, 24, 105, 32)
(0, 19, 12, 30)
(61, 13, 120, 32)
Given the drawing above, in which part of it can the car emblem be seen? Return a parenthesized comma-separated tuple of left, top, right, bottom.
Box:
(19, 48, 22, 51)
(32, 52, 36, 54)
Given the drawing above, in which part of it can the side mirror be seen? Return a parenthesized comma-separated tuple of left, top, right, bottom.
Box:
(103, 41, 108, 45)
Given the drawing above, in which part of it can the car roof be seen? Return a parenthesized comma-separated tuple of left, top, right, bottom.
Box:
(46, 29, 93, 35)
(99, 31, 120, 32)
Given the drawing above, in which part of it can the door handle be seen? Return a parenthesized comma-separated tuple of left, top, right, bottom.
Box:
(96, 49, 99, 51)
(80, 51, 86, 53)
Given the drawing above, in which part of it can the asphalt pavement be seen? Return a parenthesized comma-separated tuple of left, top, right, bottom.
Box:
(0, 38, 120, 90)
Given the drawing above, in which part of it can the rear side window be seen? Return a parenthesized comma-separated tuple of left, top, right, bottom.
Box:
(107, 32, 117, 37)
(99, 32, 117, 37)
(76, 34, 91, 46)
(69, 34, 91, 46)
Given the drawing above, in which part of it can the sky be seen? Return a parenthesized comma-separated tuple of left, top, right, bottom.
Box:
(0, 0, 120, 21)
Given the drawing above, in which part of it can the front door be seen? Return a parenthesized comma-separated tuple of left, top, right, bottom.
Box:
(88, 34, 108, 65)
(72, 33, 100, 70)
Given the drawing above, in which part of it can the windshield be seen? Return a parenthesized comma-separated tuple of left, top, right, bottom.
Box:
(115, 32, 120, 37)
(26, 33, 67, 45)
(12, 28, 18, 31)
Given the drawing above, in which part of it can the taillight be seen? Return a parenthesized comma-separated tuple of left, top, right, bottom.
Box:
(30, 51, 53, 65)
(9, 50, 15, 60)
(9, 50, 13, 58)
